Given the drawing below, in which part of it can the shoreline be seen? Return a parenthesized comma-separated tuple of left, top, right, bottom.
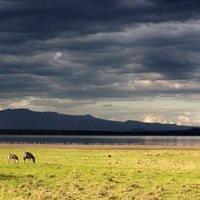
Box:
(1, 143, 200, 149)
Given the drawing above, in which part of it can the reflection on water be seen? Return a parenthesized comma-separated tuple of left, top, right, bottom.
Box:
(0, 135, 200, 145)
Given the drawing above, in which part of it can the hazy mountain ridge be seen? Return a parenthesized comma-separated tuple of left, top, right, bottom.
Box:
(0, 109, 191, 131)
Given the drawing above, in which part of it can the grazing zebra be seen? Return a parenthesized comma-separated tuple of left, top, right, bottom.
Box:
(23, 152, 35, 163)
(8, 153, 19, 164)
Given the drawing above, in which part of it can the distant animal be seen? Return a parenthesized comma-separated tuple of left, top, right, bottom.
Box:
(23, 152, 35, 163)
(108, 154, 112, 158)
(8, 153, 19, 164)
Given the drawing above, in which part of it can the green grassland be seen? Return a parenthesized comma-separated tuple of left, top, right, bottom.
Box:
(0, 145, 200, 200)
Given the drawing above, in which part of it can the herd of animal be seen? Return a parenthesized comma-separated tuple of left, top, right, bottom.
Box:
(8, 152, 111, 164)
(8, 152, 35, 164)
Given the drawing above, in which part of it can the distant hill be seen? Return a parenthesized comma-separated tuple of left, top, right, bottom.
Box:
(0, 109, 192, 131)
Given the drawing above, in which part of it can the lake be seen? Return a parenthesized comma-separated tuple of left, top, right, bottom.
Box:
(0, 135, 200, 145)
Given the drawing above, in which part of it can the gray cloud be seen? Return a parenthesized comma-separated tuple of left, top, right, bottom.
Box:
(0, 0, 199, 124)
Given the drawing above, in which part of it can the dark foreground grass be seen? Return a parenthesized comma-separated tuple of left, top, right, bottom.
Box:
(0, 144, 200, 199)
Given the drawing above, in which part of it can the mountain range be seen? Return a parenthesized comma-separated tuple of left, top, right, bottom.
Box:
(0, 109, 192, 131)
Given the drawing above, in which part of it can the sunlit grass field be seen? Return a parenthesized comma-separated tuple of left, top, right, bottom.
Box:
(0, 144, 200, 200)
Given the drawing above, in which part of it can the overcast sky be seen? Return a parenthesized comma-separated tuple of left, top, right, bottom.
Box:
(0, 0, 199, 125)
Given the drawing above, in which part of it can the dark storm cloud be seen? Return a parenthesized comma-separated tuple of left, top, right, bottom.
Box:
(0, 0, 200, 99)
(1, 0, 200, 38)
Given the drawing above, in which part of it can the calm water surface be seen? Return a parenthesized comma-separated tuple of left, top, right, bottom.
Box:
(0, 135, 200, 145)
